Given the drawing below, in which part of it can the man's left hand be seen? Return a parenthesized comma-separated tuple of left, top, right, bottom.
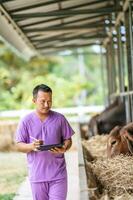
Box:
(49, 145, 67, 154)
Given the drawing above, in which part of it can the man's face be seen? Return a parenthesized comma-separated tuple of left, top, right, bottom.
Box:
(33, 91, 52, 114)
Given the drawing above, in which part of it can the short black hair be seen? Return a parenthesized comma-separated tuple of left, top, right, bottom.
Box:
(33, 84, 52, 98)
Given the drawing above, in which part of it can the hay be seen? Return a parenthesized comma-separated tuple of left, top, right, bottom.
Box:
(0, 121, 18, 151)
(91, 155, 133, 199)
(82, 135, 108, 159)
(82, 135, 133, 199)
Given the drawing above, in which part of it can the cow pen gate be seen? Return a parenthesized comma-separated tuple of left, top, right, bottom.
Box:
(1, 0, 133, 199)
(104, 1, 133, 124)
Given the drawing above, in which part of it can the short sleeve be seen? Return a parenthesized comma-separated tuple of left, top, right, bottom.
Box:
(15, 119, 29, 143)
(61, 115, 75, 140)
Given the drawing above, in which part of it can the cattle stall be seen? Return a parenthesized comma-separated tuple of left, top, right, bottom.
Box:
(81, 133, 133, 199)
(1, 0, 133, 199)
(78, 1, 133, 199)
(104, 0, 133, 124)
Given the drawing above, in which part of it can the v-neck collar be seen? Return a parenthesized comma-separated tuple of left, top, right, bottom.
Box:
(33, 110, 51, 124)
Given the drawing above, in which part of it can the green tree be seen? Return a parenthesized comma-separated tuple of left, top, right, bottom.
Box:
(0, 43, 103, 110)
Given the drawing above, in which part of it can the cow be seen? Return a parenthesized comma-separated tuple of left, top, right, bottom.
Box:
(120, 123, 133, 155)
(88, 98, 126, 136)
(107, 123, 133, 158)
(97, 102, 126, 134)
(107, 126, 130, 158)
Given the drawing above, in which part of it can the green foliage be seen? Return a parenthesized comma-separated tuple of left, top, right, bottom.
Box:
(0, 43, 104, 110)
(0, 194, 15, 200)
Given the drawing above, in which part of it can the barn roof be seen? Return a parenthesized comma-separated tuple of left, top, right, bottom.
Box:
(0, 0, 125, 58)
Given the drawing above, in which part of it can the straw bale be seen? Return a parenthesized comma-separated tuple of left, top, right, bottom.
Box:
(92, 155, 133, 199)
(82, 135, 133, 199)
(82, 135, 108, 159)
(0, 121, 18, 151)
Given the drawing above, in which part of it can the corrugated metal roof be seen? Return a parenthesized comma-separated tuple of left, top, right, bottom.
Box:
(0, 0, 123, 57)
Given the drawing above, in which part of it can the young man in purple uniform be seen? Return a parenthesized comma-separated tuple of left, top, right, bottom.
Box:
(15, 84, 75, 200)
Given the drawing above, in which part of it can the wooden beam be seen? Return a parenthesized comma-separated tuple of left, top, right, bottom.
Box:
(12, 7, 122, 20)
(0, 4, 36, 57)
(37, 42, 101, 50)
(37, 43, 100, 55)
(22, 13, 106, 29)
(35, 34, 106, 47)
(24, 23, 112, 33)
(0, 0, 15, 3)
(9, 0, 67, 13)
(10, 0, 109, 13)
(31, 30, 105, 42)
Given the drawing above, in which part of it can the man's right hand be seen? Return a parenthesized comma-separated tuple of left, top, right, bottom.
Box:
(32, 140, 43, 151)
(16, 140, 43, 153)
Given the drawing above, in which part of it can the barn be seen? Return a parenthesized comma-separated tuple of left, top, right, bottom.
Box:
(0, 0, 133, 199)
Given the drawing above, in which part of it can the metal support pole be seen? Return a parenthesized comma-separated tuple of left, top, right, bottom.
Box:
(77, 48, 87, 106)
(124, 1, 133, 91)
(106, 44, 111, 104)
(124, 1, 133, 122)
(117, 24, 125, 99)
(110, 38, 117, 95)
(109, 42, 114, 95)
(121, 42, 127, 90)
(100, 46, 106, 105)
(125, 94, 132, 123)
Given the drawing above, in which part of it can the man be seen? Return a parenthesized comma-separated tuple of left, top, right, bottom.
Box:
(16, 84, 75, 200)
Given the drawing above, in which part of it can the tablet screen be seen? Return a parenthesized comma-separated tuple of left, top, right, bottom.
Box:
(37, 143, 63, 151)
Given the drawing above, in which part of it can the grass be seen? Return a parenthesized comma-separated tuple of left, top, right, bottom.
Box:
(0, 117, 19, 121)
(0, 152, 27, 199)
(0, 194, 15, 200)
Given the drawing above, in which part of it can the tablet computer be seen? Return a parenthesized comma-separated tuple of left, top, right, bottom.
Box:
(37, 143, 63, 151)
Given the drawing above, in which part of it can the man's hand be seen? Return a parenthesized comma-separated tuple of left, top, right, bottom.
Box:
(49, 138, 72, 154)
(16, 139, 43, 153)
(32, 140, 43, 151)
(49, 145, 66, 154)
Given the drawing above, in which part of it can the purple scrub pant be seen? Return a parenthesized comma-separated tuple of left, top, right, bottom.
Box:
(30, 178, 67, 200)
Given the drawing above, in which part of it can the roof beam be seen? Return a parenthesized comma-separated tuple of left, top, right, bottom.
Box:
(37, 43, 101, 50)
(0, 4, 36, 58)
(27, 14, 105, 40)
(10, 0, 110, 13)
(38, 42, 100, 51)
(22, 13, 106, 30)
(29, 32, 67, 40)
(19, 0, 109, 28)
(12, 7, 122, 20)
(33, 33, 106, 44)
(9, 0, 68, 13)
(14, 1, 107, 24)
(24, 23, 112, 33)
(35, 34, 106, 47)
(30, 29, 104, 43)
(0, 0, 15, 3)
(21, 16, 66, 28)
(41, 49, 102, 56)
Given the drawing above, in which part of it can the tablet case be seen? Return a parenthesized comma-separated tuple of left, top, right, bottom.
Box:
(37, 143, 63, 151)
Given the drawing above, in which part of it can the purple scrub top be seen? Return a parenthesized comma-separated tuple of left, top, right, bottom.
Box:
(16, 110, 75, 183)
